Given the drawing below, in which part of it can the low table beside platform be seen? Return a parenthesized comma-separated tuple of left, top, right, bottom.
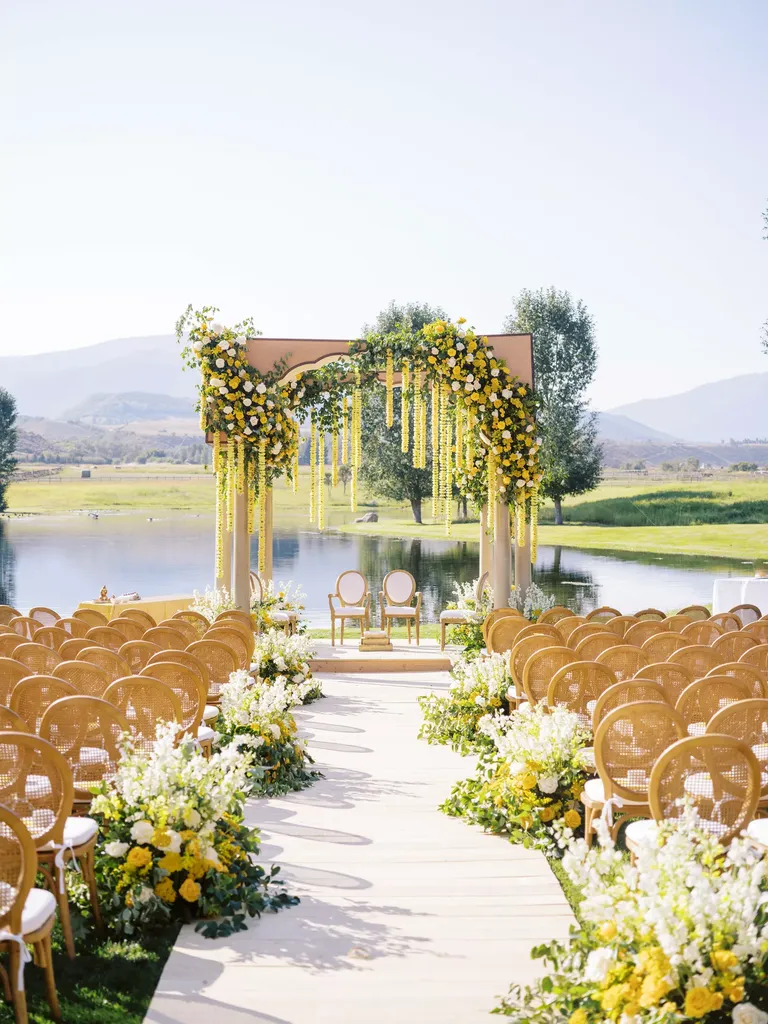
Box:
(76, 593, 194, 622)
(712, 578, 768, 616)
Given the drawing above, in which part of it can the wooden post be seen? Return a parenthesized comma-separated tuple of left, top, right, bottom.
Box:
(233, 489, 250, 611)
(514, 520, 532, 599)
(492, 499, 511, 609)
(215, 523, 232, 594)
(262, 486, 274, 584)
(479, 504, 492, 580)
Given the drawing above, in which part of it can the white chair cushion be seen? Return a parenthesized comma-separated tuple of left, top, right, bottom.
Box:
(747, 819, 768, 845)
(40, 816, 98, 852)
(335, 606, 366, 616)
(22, 888, 56, 934)
(203, 705, 219, 722)
(79, 746, 109, 764)
(385, 571, 414, 603)
(582, 777, 645, 806)
(624, 819, 657, 852)
(440, 610, 467, 622)
(384, 606, 416, 617)
(26, 775, 52, 799)
(197, 725, 215, 743)
(270, 611, 290, 622)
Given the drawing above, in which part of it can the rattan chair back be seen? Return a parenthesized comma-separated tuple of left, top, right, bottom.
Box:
(537, 606, 574, 625)
(604, 615, 640, 638)
(12, 643, 62, 675)
(729, 604, 761, 626)
(595, 645, 650, 682)
(743, 621, 768, 644)
(215, 610, 252, 627)
(552, 615, 586, 641)
(712, 632, 759, 662)
(8, 617, 40, 640)
(32, 626, 69, 652)
(522, 646, 576, 704)
(108, 617, 145, 643)
(186, 640, 237, 701)
(586, 606, 621, 623)
(0, 606, 21, 626)
(547, 662, 616, 728)
(709, 612, 742, 633)
(28, 607, 60, 628)
(140, 661, 206, 733)
(633, 608, 666, 621)
(58, 637, 92, 660)
(0, 706, 28, 732)
(76, 646, 131, 681)
(115, 608, 157, 630)
(633, 661, 693, 704)
(594, 702, 686, 804)
(669, 645, 722, 678)
(157, 617, 198, 646)
(118, 640, 162, 673)
(678, 604, 711, 621)
(55, 617, 89, 638)
(514, 622, 563, 644)
(0, 659, 27, 706)
(71, 608, 109, 628)
(707, 698, 768, 795)
(487, 615, 530, 654)
(143, 626, 187, 651)
(205, 627, 251, 669)
(739, 645, 768, 672)
(707, 662, 766, 698)
(641, 632, 689, 660)
(662, 614, 695, 632)
(592, 680, 669, 734)
(674, 677, 753, 734)
(84, 625, 125, 653)
(624, 621, 666, 646)
(53, 660, 111, 698)
(172, 610, 211, 637)
(103, 676, 183, 753)
(508, 635, 558, 691)
(208, 616, 254, 650)
(567, 623, 608, 648)
(0, 732, 73, 848)
(10, 676, 79, 732)
(681, 620, 723, 645)
(0, 802, 39, 941)
(0, 634, 24, 659)
(149, 648, 210, 690)
(650, 734, 760, 843)
(40, 696, 130, 801)
(481, 608, 521, 645)
(574, 633, 623, 660)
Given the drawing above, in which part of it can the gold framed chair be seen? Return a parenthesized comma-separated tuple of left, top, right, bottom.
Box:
(604, 615, 640, 638)
(0, 705, 29, 732)
(712, 631, 758, 662)
(481, 608, 522, 647)
(707, 697, 768, 807)
(31, 627, 68, 653)
(515, 622, 563, 644)
(115, 608, 157, 631)
(0, 606, 21, 627)
(12, 644, 62, 676)
(595, 645, 649, 682)
(624, 621, 666, 646)
(487, 615, 529, 655)
(143, 626, 187, 651)
(204, 627, 251, 671)
(585, 606, 621, 623)
(708, 612, 742, 633)
(743, 620, 768, 644)
(10, 677, 79, 733)
(729, 603, 761, 626)
(0, 659, 27, 706)
(680, 619, 723, 645)
(661, 614, 694, 632)
(103, 676, 184, 754)
(547, 661, 616, 729)
(669, 644, 722, 678)
(76, 647, 131, 681)
(171, 609, 210, 638)
(58, 638, 92, 661)
(71, 608, 109, 629)
(521, 646, 575, 705)
(678, 604, 711, 621)
(674, 676, 753, 736)
(508, 635, 558, 704)
(84, 626, 125, 653)
(574, 633, 623, 660)
(707, 661, 766, 698)
(28, 608, 60, 629)
(379, 570, 421, 644)
(633, 607, 666, 621)
(537, 606, 574, 624)
(739, 645, 768, 672)
(591, 679, 667, 734)
(53, 660, 111, 699)
(54, 617, 89, 638)
(140, 661, 211, 754)
(0, 803, 61, 1022)
(159, 618, 199, 647)
(554, 615, 587, 641)
(8, 619, 39, 642)
(328, 570, 371, 645)
(641, 631, 688, 660)
(118, 640, 162, 673)
(0, 635, 24, 659)
(149, 649, 217, 724)
(108, 617, 145, 644)
(186, 640, 237, 704)
(633, 661, 693, 705)
(567, 622, 608, 648)
(251, 574, 296, 635)
(439, 572, 489, 650)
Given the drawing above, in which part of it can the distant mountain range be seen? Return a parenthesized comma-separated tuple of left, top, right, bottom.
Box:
(4, 334, 768, 445)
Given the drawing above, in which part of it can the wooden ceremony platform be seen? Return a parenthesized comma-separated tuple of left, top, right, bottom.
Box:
(309, 638, 456, 673)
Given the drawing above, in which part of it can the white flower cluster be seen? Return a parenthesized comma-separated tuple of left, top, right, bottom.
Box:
(512, 582, 556, 620)
(191, 585, 237, 622)
(449, 577, 494, 624)
(450, 652, 511, 705)
(218, 669, 298, 733)
(480, 702, 590, 780)
(250, 629, 316, 701)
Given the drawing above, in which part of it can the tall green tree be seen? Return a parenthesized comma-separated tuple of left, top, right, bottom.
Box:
(360, 390, 432, 523)
(504, 287, 602, 524)
(362, 299, 446, 337)
(0, 388, 18, 513)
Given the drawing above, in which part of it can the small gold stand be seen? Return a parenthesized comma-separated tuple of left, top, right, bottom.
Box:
(359, 629, 393, 653)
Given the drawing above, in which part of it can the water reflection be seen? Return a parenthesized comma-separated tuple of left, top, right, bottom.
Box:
(0, 514, 747, 623)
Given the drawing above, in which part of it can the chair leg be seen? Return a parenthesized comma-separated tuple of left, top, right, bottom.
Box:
(36, 934, 61, 1022)
(340, 620, 344, 645)
(9, 943, 26, 1024)
(440, 622, 445, 650)
(583, 805, 594, 846)
(330, 615, 335, 647)
(407, 618, 411, 644)
(80, 846, 104, 936)
(52, 864, 76, 960)
(416, 614, 420, 646)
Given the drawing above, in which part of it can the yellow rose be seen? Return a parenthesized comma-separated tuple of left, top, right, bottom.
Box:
(563, 809, 582, 829)
(158, 851, 184, 873)
(568, 1010, 588, 1024)
(152, 829, 171, 849)
(540, 806, 555, 823)
(126, 846, 153, 870)
(154, 877, 177, 903)
(639, 974, 673, 1008)
(179, 877, 201, 903)
(598, 920, 617, 941)
(520, 773, 537, 790)
(728, 986, 745, 1003)
(684, 987, 717, 1018)
(519, 814, 534, 830)
(711, 949, 739, 972)
(661, 1003, 677, 1014)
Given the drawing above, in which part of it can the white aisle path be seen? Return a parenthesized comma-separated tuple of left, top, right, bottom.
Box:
(145, 671, 573, 1024)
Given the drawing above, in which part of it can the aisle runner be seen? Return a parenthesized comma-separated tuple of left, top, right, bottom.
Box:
(145, 671, 573, 1024)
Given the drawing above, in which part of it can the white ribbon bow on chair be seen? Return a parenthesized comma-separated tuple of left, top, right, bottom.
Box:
(600, 795, 625, 830)
(0, 930, 31, 990)
(53, 842, 80, 893)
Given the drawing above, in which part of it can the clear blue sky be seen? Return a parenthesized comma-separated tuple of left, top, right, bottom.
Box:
(1, 0, 765, 408)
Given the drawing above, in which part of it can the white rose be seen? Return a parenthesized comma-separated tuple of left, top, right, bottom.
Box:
(464, 382, 473, 392)
(451, 381, 460, 391)
(502, 388, 512, 399)
(184, 808, 202, 828)
(104, 841, 129, 858)
(209, 378, 222, 388)
(474, 695, 486, 706)
(536, 436, 543, 444)
(537, 775, 558, 794)
(165, 831, 182, 854)
(269, 723, 281, 740)
(243, 398, 252, 406)
(244, 426, 252, 435)
(215, 358, 225, 368)
(431, 347, 438, 355)
(243, 381, 254, 392)
(292, 672, 305, 683)
(266, 399, 274, 409)
(272, 441, 283, 454)
(733, 1006, 768, 1024)
(256, 382, 267, 394)
(237, 709, 249, 726)
(466, 352, 474, 362)
(456, 342, 464, 351)
(526, 424, 534, 432)
(473, 380, 481, 390)
(502, 430, 511, 439)
(250, 416, 258, 425)
(491, 368, 499, 376)
(584, 947, 615, 983)
(203, 845, 222, 869)
(219, 386, 227, 395)
(223, 405, 233, 414)
(516, 479, 525, 487)
(211, 322, 223, 335)
(130, 820, 154, 845)
(192, 340, 203, 352)
(137, 886, 154, 904)
(321, 391, 331, 400)
(448, 357, 456, 367)
(275, 656, 287, 670)
(227, 423, 234, 430)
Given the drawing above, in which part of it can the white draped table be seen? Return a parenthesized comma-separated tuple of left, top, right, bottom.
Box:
(712, 577, 768, 616)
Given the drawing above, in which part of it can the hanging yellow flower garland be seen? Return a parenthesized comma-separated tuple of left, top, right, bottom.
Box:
(257, 440, 267, 573)
(431, 381, 440, 520)
(317, 429, 325, 531)
(385, 349, 394, 429)
(400, 361, 410, 454)
(309, 419, 317, 523)
(331, 425, 339, 487)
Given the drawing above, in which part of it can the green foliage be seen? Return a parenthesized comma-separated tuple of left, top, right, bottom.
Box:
(538, 403, 603, 514)
(730, 461, 759, 472)
(0, 387, 18, 512)
(417, 653, 512, 754)
(360, 390, 432, 522)
(540, 488, 768, 526)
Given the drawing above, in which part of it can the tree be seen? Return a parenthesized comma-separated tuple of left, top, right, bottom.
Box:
(362, 299, 446, 337)
(730, 462, 759, 472)
(0, 388, 18, 513)
(504, 288, 603, 524)
(338, 464, 352, 494)
(360, 390, 432, 523)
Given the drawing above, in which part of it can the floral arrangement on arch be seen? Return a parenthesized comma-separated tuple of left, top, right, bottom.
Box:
(442, 703, 589, 852)
(216, 670, 320, 796)
(250, 627, 322, 703)
(87, 722, 298, 938)
(418, 652, 513, 754)
(496, 810, 768, 1023)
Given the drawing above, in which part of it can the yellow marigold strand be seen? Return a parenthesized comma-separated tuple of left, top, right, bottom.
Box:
(226, 440, 235, 533)
(385, 349, 394, 429)
(341, 396, 349, 464)
(317, 429, 325, 531)
(292, 419, 299, 495)
(309, 419, 317, 523)
(487, 447, 496, 544)
(247, 465, 256, 535)
(516, 495, 526, 547)
(412, 369, 423, 468)
(455, 404, 464, 470)
(530, 488, 539, 565)
(442, 382, 451, 536)
(235, 436, 245, 495)
(214, 440, 225, 579)
(401, 361, 410, 454)
(431, 381, 440, 519)
(258, 441, 267, 573)
(331, 425, 339, 487)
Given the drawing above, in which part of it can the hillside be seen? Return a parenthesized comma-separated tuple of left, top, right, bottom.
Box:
(59, 391, 195, 425)
(601, 439, 768, 469)
(609, 372, 768, 442)
(14, 415, 205, 464)
(595, 412, 677, 442)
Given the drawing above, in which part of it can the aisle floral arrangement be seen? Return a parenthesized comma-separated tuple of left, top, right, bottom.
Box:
(87, 723, 298, 939)
(444, 578, 494, 653)
(216, 670, 320, 796)
(418, 652, 512, 754)
(442, 704, 590, 851)
(251, 628, 322, 703)
(512, 581, 556, 621)
(495, 810, 768, 1022)
(252, 579, 308, 634)
(191, 585, 237, 622)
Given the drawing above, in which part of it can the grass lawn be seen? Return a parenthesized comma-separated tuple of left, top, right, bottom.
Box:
(4, 928, 177, 1024)
(308, 623, 442, 640)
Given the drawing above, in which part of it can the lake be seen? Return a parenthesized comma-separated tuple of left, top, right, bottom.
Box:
(0, 514, 752, 624)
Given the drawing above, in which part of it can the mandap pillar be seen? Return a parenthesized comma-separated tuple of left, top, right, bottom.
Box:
(233, 488, 251, 611)
(492, 499, 511, 609)
(479, 504, 493, 580)
(262, 486, 274, 584)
